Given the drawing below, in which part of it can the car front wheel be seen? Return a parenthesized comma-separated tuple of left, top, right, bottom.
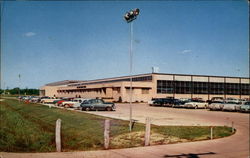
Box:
(106, 107, 112, 111)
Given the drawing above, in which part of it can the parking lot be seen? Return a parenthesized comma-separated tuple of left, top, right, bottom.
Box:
(86, 103, 248, 126)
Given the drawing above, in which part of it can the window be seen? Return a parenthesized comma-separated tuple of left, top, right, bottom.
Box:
(175, 81, 191, 94)
(193, 82, 208, 94)
(209, 83, 224, 94)
(157, 80, 174, 94)
(241, 83, 250, 95)
(157, 79, 249, 95)
(225, 83, 240, 95)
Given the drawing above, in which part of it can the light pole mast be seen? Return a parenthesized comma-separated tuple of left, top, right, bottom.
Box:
(129, 21, 133, 132)
(18, 74, 21, 101)
(124, 8, 140, 132)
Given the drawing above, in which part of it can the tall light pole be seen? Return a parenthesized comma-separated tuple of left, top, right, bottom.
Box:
(18, 74, 21, 101)
(124, 8, 140, 132)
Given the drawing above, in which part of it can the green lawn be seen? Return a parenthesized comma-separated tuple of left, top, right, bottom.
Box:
(0, 99, 233, 152)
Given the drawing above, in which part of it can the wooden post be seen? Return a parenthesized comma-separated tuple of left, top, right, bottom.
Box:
(231, 121, 234, 133)
(210, 126, 213, 140)
(55, 119, 61, 152)
(145, 117, 151, 146)
(104, 119, 110, 149)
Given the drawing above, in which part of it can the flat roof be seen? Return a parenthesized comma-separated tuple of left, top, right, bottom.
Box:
(152, 73, 250, 79)
(66, 73, 249, 87)
(45, 80, 84, 86)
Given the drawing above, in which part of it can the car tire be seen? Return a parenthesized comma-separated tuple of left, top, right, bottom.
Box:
(195, 105, 198, 109)
(85, 107, 90, 111)
(106, 107, 112, 111)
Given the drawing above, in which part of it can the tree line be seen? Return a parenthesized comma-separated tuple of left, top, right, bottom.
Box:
(0, 88, 39, 95)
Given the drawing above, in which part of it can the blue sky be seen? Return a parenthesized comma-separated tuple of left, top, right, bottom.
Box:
(1, 1, 249, 89)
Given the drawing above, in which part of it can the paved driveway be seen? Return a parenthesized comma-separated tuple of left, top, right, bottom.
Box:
(1, 103, 249, 158)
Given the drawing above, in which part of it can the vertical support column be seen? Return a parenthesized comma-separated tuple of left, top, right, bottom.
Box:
(239, 78, 242, 99)
(55, 119, 61, 152)
(104, 119, 110, 149)
(191, 75, 193, 99)
(224, 77, 226, 100)
(208, 76, 210, 100)
(173, 75, 175, 98)
(145, 117, 151, 146)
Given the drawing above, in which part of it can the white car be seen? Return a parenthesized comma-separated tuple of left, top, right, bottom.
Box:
(62, 98, 89, 109)
(209, 101, 224, 111)
(222, 101, 241, 111)
(40, 98, 60, 104)
(184, 100, 208, 109)
(239, 101, 250, 112)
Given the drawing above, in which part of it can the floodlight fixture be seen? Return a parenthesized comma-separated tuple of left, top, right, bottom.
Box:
(124, 8, 140, 23)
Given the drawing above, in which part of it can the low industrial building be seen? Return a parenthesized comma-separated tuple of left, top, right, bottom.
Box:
(40, 73, 250, 102)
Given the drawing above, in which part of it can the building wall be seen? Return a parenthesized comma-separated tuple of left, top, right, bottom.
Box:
(209, 77, 224, 83)
(40, 74, 250, 102)
(40, 86, 59, 97)
(55, 81, 153, 102)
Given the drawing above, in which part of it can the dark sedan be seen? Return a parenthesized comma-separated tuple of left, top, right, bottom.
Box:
(151, 98, 181, 107)
(80, 99, 115, 111)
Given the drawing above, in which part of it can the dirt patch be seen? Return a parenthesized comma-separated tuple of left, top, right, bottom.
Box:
(110, 131, 188, 148)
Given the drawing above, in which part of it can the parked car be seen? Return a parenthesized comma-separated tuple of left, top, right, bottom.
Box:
(62, 98, 84, 108)
(207, 97, 224, 105)
(184, 99, 208, 109)
(150, 98, 179, 107)
(30, 96, 40, 103)
(208, 101, 224, 111)
(55, 97, 74, 106)
(63, 98, 89, 109)
(21, 96, 31, 101)
(80, 99, 115, 111)
(172, 99, 191, 108)
(40, 97, 60, 104)
(239, 101, 250, 113)
(222, 101, 241, 111)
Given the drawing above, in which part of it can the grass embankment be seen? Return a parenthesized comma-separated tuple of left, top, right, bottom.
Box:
(0, 99, 233, 152)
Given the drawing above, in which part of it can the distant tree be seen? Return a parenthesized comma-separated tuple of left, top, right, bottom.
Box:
(9, 87, 20, 95)
(3, 88, 39, 95)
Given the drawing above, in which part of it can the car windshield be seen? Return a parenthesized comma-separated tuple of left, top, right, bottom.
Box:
(82, 100, 89, 104)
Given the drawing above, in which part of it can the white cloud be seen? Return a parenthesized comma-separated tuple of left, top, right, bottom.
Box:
(24, 32, 36, 37)
(180, 49, 192, 54)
